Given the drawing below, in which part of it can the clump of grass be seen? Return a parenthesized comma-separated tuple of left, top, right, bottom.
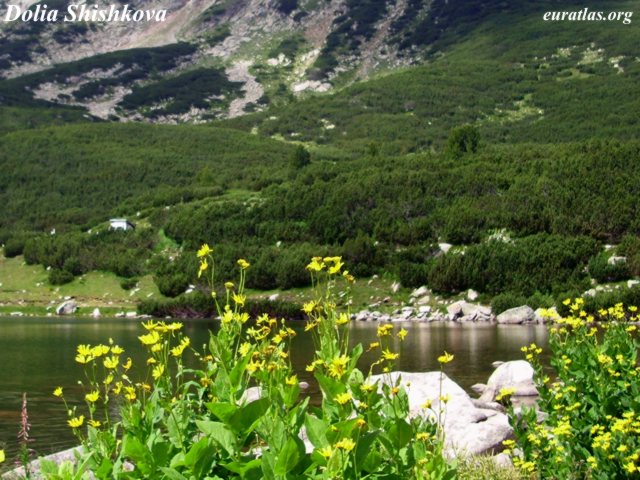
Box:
(457, 454, 528, 480)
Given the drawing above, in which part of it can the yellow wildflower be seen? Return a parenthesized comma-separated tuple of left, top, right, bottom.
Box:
(377, 324, 393, 337)
(224, 281, 235, 290)
(237, 258, 250, 270)
(306, 257, 325, 272)
(197, 244, 212, 258)
(416, 432, 430, 441)
(141, 320, 158, 331)
(318, 446, 333, 459)
(397, 328, 408, 341)
(335, 392, 353, 405)
(286, 375, 298, 386)
(124, 386, 136, 401)
(302, 301, 317, 314)
(335, 438, 356, 451)
(103, 356, 119, 369)
(232, 293, 246, 307)
(123, 357, 132, 371)
(496, 387, 517, 402)
(382, 349, 399, 361)
(152, 364, 165, 380)
(198, 259, 208, 278)
(88, 419, 101, 428)
(326, 257, 344, 275)
(68, 415, 84, 428)
(75, 354, 93, 364)
(85, 391, 100, 403)
(328, 355, 349, 378)
(336, 313, 350, 325)
(53, 387, 63, 397)
(139, 330, 161, 346)
(77, 344, 92, 356)
(110, 345, 124, 355)
(0, 449, 5, 464)
(438, 351, 454, 364)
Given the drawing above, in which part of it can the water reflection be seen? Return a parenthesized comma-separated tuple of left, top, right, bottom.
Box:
(0, 317, 548, 463)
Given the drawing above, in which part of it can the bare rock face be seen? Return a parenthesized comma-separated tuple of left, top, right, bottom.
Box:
(371, 371, 513, 456)
(479, 360, 537, 403)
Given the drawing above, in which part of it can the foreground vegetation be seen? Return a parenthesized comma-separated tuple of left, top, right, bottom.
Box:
(42, 253, 458, 479)
(507, 300, 640, 478)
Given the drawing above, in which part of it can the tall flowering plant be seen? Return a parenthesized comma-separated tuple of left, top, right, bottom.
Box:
(50, 246, 455, 479)
(506, 299, 640, 479)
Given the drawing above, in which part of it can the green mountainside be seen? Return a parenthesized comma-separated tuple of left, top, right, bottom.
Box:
(2, 0, 640, 313)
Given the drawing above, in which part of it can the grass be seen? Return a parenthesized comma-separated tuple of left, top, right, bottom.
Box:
(0, 255, 165, 313)
(457, 455, 527, 480)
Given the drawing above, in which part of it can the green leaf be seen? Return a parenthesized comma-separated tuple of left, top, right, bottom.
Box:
(122, 435, 153, 474)
(274, 436, 304, 475)
(229, 347, 254, 389)
(304, 413, 329, 448)
(159, 467, 190, 480)
(196, 420, 237, 456)
(224, 458, 262, 479)
(184, 437, 217, 478)
(388, 419, 413, 449)
(349, 343, 364, 369)
(315, 372, 345, 399)
(229, 398, 270, 437)
(206, 401, 239, 423)
(355, 431, 379, 470)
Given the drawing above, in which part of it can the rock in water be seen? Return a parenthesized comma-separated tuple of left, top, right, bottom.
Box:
(56, 299, 77, 315)
(480, 360, 537, 402)
(371, 371, 513, 456)
(496, 305, 535, 324)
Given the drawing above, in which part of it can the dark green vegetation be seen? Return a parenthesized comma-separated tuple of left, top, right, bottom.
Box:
(119, 68, 242, 118)
(2, 0, 640, 314)
(0, 42, 197, 106)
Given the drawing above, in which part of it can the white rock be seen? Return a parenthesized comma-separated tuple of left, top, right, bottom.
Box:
(411, 286, 429, 298)
(608, 255, 627, 265)
(91, 308, 101, 318)
(125, 311, 137, 318)
(496, 306, 535, 324)
(480, 360, 537, 402)
(439, 243, 453, 254)
(628, 280, 639, 288)
(372, 372, 513, 456)
(467, 289, 479, 301)
(269, 293, 280, 301)
(56, 300, 77, 315)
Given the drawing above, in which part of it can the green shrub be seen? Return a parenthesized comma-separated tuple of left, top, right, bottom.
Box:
(588, 252, 631, 283)
(120, 278, 138, 290)
(491, 292, 527, 315)
(3, 236, 25, 258)
(48, 268, 74, 285)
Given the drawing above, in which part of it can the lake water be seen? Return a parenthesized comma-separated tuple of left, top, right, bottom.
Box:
(0, 317, 549, 465)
